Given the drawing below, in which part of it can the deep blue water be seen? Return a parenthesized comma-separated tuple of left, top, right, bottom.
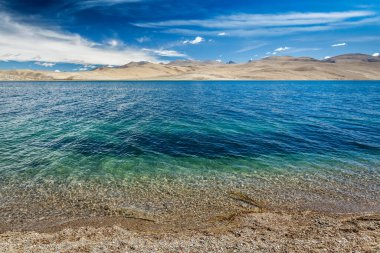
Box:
(2, 81, 380, 158)
(0, 81, 380, 216)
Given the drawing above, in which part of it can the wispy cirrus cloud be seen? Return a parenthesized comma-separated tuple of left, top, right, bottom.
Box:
(163, 26, 331, 37)
(137, 11, 374, 28)
(142, 48, 187, 57)
(0, 12, 183, 65)
(134, 10, 378, 37)
(73, 0, 142, 9)
(345, 36, 380, 42)
(236, 43, 267, 53)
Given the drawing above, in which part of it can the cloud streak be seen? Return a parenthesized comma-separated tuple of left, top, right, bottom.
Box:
(236, 43, 267, 53)
(331, 42, 347, 47)
(138, 11, 374, 28)
(142, 48, 187, 57)
(73, 0, 142, 9)
(135, 10, 377, 37)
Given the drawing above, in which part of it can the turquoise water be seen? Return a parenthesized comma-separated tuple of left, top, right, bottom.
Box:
(1, 81, 380, 229)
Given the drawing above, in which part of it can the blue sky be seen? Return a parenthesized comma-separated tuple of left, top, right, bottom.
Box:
(0, 0, 379, 71)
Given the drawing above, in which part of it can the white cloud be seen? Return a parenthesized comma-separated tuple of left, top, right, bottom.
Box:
(142, 48, 186, 57)
(83, 64, 97, 69)
(35, 62, 56, 67)
(136, 36, 150, 43)
(274, 47, 290, 52)
(137, 11, 375, 28)
(135, 11, 377, 37)
(0, 12, 158, 65)
(73, 64, 99, 71)
(218, 32, 226, 36)
(163, 20, 377, 37)
(373, 53, 379, 57)
(183, 36, 204, 45)
(324, 56, 331, 59)
(107, 39, 119, 47)
(331, 42, 347, 47)
(264, 46, 293, 56)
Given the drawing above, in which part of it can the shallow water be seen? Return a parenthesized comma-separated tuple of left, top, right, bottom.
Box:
(1, 81, 380, 230)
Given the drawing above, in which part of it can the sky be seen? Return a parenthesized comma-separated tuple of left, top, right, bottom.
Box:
(0, 0, 379, 71)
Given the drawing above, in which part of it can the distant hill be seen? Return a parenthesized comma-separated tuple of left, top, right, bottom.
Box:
(167, 60, 222, 66)
(166, 60, 199, 66)
(324, 54, 380, 63)
(262, 56, 319, 62)
(119, 61, 151, 68)
(1, 54, 380, 81)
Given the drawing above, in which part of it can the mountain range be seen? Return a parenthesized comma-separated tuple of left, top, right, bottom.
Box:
(1, 54, 379, 81)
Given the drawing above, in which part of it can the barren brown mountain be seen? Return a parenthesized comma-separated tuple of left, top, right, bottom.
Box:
(1, 54, 380, 81)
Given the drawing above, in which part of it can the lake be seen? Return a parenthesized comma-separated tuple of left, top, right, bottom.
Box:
(1, 81, 379, 230)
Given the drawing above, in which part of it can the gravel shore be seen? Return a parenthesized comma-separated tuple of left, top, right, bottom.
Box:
(1, 211, 379, 252)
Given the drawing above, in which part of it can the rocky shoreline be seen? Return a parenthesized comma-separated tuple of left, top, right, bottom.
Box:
(1, 210, 379, 252)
